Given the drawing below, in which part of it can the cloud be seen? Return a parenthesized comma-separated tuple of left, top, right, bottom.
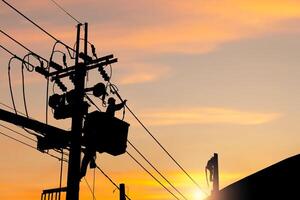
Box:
(140, 107, 281, 126)
(84, 0, 300, 54)
(116, 63, 170, 85)
(4, 0, 300, 55)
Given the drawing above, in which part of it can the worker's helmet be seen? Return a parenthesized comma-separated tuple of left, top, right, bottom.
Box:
(108, 97, 116, 105)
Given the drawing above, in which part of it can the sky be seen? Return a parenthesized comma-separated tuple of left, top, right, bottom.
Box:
(1, 0, 300, 199)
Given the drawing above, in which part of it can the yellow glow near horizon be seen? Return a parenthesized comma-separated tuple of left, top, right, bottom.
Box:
(194, 189, 206, 200)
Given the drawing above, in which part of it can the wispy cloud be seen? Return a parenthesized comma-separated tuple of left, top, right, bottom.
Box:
(116, 63, 170, 85)
(86, 0, 300, 54)
(4, 0, 300, 54)
(140, 107, 281, 126)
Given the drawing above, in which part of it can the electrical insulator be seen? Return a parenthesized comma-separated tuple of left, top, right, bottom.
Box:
(35, 66, 49, 77)
(98, 66, 110, 81)
(63, 54, 67, 67)
(54, 79, 67, 92)
(69, 74, 75, 83)
(91, 44, 97, 58)
(79, 52, 92, 63)
(49, 60, 63, 71)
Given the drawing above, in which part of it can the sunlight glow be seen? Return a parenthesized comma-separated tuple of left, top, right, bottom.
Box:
(194, 189, 206, 200)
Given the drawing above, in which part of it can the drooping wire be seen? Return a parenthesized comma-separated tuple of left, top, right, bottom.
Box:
(126, 151, 181, 200)
(0, 30, 51, 124)
(95, 164, 132, 200)
(8, 56, 18, 114)
(48, 0, 81, 24)
(21, 54, 31, 118)
(127, 141, 189, 200)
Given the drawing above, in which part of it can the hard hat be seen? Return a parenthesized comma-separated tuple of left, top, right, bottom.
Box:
(108, 97, 116, 105)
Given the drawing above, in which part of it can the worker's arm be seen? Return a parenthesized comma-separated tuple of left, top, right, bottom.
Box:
(114, 100, 127, 111)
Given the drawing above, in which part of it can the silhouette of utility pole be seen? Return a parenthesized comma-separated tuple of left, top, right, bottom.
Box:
(65, 22, 85, 200)
(212, 153, 219, 196)
(0, 21, 121, 199)
(119, 183, 126, 200)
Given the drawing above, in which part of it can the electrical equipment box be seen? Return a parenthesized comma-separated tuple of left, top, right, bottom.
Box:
(83, 111, 129, 156)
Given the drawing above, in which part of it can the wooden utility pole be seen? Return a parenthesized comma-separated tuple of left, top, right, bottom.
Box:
(66, 23, 88, 200)
(119, 183, 126, 200)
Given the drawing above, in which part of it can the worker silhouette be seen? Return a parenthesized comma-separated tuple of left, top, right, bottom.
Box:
(80, 97, 127, 179)
(106, 97, 127, 117)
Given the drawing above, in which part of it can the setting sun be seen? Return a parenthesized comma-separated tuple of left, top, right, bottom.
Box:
(193, 189, 206, 200)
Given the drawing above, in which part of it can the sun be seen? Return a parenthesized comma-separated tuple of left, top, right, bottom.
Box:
(194, 189, 206, 200)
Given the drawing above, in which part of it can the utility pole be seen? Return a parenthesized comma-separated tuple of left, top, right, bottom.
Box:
(66, 23, 87, 200)
(1, 21, 120, 200)
(119, 183, 126, 200)
(212, 153, 219, 197)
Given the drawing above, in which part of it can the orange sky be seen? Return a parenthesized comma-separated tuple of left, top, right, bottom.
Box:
(1, 0, 300, 200)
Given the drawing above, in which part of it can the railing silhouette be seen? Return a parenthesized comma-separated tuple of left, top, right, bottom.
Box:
(41, 187, 67, 200)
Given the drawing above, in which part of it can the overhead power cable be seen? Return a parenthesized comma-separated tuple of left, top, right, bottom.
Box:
(0, 123, 37, 142)
(1, 0, 75, 52)
(126, 151, 181, 200)
(0, 129, 66, 161)
(48, 0, 81, 24)
(95, 165, 132, 200)
(83, 177, 97, 200)
(0, 130, 36, 150)
(0, 102, 25, 114)
(127, 141, 189, 200)
(110, 87, 206, 194)
(85, 90, 188, 200)
(0, 29, 48, 62)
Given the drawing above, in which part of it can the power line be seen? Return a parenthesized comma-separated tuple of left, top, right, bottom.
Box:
(0, 129, 66, 161)
(125, 104, 206, 194)
(127, 140, 189, 200)
(0, 29, 48, 62)
(0, 123, 37, 142)
(85, 88, 190, 199)
(126, 151, 181, 200)
(83, 177, 97, 200)
(48, 0, 81, 24)
(108, 84, 205, 193)
(95, 165, 132, 200)
(0, 129, 36, 149)
(1, 0, 75, 52)
(0, 102, 22, 113)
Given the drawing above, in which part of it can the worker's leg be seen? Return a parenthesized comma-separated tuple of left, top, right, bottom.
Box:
(80, 151, 93, 179)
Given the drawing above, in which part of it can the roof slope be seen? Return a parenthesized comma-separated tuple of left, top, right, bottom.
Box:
(216, 154, 300, 200)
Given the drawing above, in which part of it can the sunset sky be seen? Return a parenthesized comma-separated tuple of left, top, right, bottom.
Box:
(1, 0, 300, 200)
